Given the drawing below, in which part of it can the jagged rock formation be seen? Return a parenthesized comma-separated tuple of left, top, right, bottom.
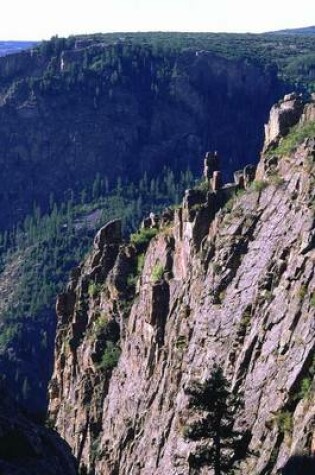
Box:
(0, 384, 77, 475)
(263, 93, 304, 150)
(49, 96, 315, 474)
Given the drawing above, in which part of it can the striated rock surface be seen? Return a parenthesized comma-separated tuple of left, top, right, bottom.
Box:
(49, 98, 315, 474)
(0, 384, 77, 475)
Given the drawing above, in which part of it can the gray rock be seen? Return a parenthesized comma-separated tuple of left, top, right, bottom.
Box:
(49, 98, 315, 475)
(93, 219, 122, 251)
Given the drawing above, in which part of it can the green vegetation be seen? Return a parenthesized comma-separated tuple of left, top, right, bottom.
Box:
(127, 226, 163, 290)
(93, 313, 109, 337)
(183, 365, 246, 474)
(175, 335, 187, 350)
(298, 284, 308, 300)
(98, 341, 121, 371)
(136, 253, 145, 275)
(126, 252, 146, 290)
(212, 263, 222, 275)
(273, 358, 315, 442)
(130, 227, 158, 250)
(0, 167, 195, 409)
(223, 188, 246, 214)
(274, 410, 293, 435)
(151, 263, 164, 283)
(0, 167, 193, 338)
(36, 32, 315, 92)
(251, 180, 269, 192)
(1, 30, 315, 414)
(238, 307, 252, 337)
(88, 282, 103, 298)
(268, 171, 285, 186)
(295, 356, 315, 401)
(223, 198, 235, 213)
(269, 121, 315, 157)
(297, 377, 313, 400)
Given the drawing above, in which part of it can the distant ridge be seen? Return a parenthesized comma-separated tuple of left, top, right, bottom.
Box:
(268, 25, 315, 35)
(0, 41, 37, 57)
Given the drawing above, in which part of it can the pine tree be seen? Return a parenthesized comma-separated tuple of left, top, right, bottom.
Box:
(184, 365, 246, 475)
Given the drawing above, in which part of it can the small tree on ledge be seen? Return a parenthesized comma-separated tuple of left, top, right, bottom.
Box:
(183, 365, 248, 475)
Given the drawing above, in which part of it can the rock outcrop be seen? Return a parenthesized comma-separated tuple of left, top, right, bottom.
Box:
(263, 93, 304, 150)
(0, 384, 77, 475)
(257, 93, 315, 179)
(49, 97, 315, 474)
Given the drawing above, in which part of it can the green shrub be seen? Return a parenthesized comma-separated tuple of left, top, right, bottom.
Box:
(223, 189, 245, 214)
(268, 171, 284, 186)
(94, 313, 109, 336)
(137, 253, 145, 274)
(175, 335, 187, 349)
(151, 263, 164, 282)
(126, 253, 146, 290)
(130, 227, 158, 248)
(88, 282, 102, 298)
(238, 308, 252, 335)
(298, 377, 313, 400)
(275, 410, 293, 435)
(99, 341, 121, 371)
(126, 274, 137, 288)
(295, 356, 315, 401)
(269, 121, 315, 157)
(90, 436, 103, 463)
(235, 188, 246, 198)
(251, 180, 268, 192)
(224, 198, 234, 213)
(212, 262, 222, 275)
(298, 284, 308, 300)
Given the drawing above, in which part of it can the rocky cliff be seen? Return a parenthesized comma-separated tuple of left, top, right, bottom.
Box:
(49, 95, 315, 474)
(0, 384, 77, 475)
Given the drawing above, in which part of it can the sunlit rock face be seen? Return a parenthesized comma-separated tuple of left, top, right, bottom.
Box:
(49, 99, 315, 474)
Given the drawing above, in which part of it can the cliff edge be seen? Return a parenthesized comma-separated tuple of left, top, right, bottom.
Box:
(49, 95, 315, 474)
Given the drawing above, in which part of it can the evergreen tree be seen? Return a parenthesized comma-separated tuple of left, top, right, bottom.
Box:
(184, 365, 247, 475)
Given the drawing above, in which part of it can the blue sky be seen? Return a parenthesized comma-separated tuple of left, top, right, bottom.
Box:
(2, 0, 314, 40)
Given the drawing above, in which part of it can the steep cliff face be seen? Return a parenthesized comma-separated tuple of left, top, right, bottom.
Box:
(49, 96, 315, 474)
(0, 40, 282, 229)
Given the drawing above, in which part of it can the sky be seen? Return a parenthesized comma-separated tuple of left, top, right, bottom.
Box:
(1, 0, 314, 41)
